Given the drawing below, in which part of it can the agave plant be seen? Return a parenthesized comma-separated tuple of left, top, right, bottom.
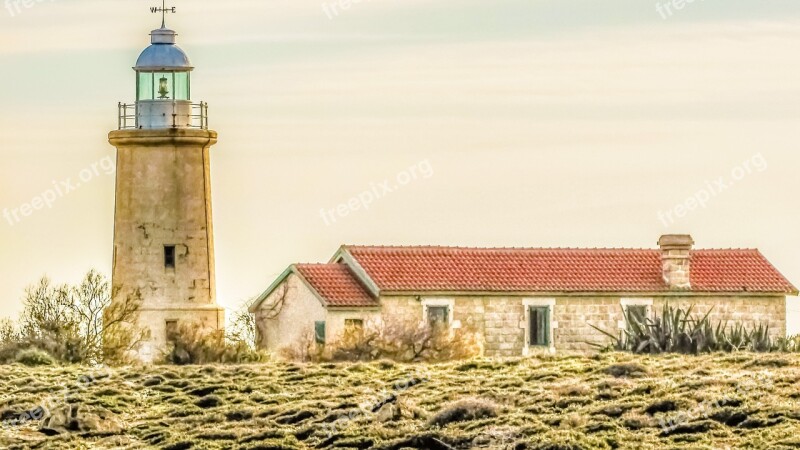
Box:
(773, 335, 800, 352)
(588, 303, 779, 355)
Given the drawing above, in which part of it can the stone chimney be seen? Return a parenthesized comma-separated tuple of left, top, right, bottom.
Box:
(658, 234, 694, 290)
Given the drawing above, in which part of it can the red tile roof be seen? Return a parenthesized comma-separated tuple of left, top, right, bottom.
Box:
(341, 246, 797, 295)
(295, 264, 378, 307)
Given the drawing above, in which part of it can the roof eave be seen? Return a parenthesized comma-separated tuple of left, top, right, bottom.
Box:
(375, 289, 795, 297)
(248, 265, 295, 313)
(327, 305, 382, 311)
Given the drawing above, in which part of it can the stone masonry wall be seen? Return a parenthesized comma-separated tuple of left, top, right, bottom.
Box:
(379, 296, 521, 356)
(259, 292, 787, 358)
(482, 298, 524, 357)
(652, 297, 786, 339)
(379, 295, 787, 356)
(554, 297, 620, 352)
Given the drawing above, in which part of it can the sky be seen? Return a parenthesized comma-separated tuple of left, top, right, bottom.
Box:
(1, 0, 800, 331)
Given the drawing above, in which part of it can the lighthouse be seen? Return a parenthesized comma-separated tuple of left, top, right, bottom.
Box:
(108, 11, 224, 362)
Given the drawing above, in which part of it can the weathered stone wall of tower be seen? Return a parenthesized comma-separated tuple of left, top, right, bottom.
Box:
(109, 128, 224, 361)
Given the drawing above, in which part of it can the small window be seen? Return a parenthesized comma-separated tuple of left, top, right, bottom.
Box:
(427, 306, 449, 328)
(345, 319, 364, 334)
(529, 307, 550, 347)
(625, 305, 649, 330)
(164, 245, 176, 269)
(166, 320, 178, 344)
(314, 321, 326, 344)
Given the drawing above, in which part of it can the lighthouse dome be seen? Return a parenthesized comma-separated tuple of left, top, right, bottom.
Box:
(134, 28, 193, 71)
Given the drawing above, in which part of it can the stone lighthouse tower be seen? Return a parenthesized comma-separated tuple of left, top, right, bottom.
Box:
(108, 16, 224, 362)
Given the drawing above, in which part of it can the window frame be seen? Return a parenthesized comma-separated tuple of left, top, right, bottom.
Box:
(314, 321, 326, 344)
(344, 318, 365, 336)
(421, 298, 461, 337)
(619, 298, 653, 330)
(522, 298, 556, 355)
(529, 306, 550, 347)
(427, 306, 449, 326)
(421, 298, 456, 327)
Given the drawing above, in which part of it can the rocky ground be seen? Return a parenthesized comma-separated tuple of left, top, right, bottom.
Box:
(1, 353, 800, 449)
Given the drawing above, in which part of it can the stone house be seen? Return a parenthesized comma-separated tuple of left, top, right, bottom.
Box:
(249, 235, 797, 356)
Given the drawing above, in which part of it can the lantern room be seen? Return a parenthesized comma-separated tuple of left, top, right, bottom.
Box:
(119, 26, 207, 130)
(135, 28, 192, 101)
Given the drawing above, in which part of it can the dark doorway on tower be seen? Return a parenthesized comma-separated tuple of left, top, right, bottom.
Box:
(166, 320, 179, 344)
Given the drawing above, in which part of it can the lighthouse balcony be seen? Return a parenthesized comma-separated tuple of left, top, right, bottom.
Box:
(118, 100, 208, 130)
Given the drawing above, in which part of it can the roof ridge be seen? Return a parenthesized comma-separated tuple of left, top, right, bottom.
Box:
(344, 245, 658, 251)
(343, 245, 763, 252)
(693, 248, 759, 252)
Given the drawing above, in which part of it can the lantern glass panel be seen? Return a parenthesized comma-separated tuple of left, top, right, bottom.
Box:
(137, 72, 154, 100)
(174, 72, 190, 100)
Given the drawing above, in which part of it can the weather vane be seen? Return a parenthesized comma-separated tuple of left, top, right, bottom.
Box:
(151, 0, 176, 28)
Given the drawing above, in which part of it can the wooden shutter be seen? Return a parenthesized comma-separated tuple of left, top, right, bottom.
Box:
(529, 307, 550, 346)
(314, 321, 326, 344)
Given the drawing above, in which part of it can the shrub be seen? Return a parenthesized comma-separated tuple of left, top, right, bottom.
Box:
(161, 322, 269, 365)
(427, 398, 499, 427)
(773, 335, 800, 352)
(0, 271, 147, 366)
(603, 363, 648, 378)
(195, 395, 223, 409)
(365, 320, 482, 362)
(282, 318, 482, 363)
(278, 332, 326, 362)
(15, 348, 56, 367)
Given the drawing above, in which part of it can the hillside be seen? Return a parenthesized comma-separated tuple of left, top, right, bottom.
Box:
(1, 353, 800, 449)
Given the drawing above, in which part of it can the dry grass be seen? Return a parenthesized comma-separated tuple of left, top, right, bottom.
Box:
(1, 353, 800, 449)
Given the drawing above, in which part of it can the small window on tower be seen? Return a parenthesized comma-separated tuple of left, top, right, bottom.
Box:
(164, 246, 176, 269)
(166, 320, 178, 344)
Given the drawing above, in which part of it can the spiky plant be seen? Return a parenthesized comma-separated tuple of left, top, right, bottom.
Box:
(589, 304, 779, 355)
